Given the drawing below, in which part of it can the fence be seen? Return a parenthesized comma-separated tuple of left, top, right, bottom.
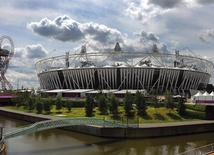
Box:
(179, 143, 214, 155)
(104, 117, 140, 128)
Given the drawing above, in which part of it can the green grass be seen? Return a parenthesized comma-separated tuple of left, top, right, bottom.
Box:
(5, 105, 203, 123)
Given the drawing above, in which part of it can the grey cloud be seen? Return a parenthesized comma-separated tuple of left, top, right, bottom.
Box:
(199, 36, 207, 43)
(82, 22, 124, 44)
(12, 0, 58, 10)
(199, 29, 214, 43)
(206, 29, 214, 38)
(148, 0, 184, 9)
(14, 44, 47, 59)
(135, 30, 159, 43)
(26, 44, 47, 59)
(133, 30, 169, 53)
(196, 0, 214, 5)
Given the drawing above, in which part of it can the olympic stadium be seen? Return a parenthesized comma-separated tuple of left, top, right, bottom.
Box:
(35, 43, 213, 95)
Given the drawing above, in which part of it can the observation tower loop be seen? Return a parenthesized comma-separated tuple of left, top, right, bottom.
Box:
(0, 35, 14, 90)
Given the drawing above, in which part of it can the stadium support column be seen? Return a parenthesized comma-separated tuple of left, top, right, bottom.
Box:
(117, 68, 121, 89)
(94, 69, 99, 89)
(65, 52, 69, 68)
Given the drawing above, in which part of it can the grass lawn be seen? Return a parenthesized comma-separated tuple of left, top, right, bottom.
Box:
(5, 105, 203, 123)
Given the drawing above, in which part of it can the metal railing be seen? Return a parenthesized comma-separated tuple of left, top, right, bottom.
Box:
(179, 143, 214, 155)
(4, 117, 139, 140)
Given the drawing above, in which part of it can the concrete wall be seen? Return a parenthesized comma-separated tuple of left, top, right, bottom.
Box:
(1, 108, 214, 138)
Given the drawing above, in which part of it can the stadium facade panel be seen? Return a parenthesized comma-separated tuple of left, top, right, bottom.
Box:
(36, 43, 213, 95)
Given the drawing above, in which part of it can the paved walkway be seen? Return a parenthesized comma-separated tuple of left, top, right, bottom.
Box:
(0, 107, 58, 120)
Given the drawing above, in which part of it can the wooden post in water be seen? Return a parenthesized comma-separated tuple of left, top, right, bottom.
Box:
(0, 125, 3, 141)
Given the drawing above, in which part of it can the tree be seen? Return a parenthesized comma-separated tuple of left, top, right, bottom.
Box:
(123, 91, 133, 116)
(150, 90, 159, 114)
(56, 96, 62, 113)
(98, 94, 108, 114)
(12, 90, 30, 107)
(43, 97, 52, 114)
(20, 90, 31, 106)
(108, 94, 119, 115)
(85, 95, 95, 117)
(164, 91, 174, 113)
(27, 96, 35, 112)
(134, 90, 147, 116)
(36, 99, 43, 114)
(177, 97, 186, 116)
(66, 99, 72, 112)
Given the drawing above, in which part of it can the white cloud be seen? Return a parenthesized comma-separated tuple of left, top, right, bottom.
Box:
(27, 15, 126, 48)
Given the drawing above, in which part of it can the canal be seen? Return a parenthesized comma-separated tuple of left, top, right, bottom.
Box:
(1, 115, 214, 155)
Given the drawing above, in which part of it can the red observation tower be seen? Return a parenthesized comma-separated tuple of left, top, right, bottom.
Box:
(0, 35, 14, 90)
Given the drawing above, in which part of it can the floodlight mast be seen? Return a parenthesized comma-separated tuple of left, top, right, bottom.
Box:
(0, 35, 14, 90)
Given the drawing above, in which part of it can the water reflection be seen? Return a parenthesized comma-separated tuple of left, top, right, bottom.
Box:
(1, 115, 214, 155)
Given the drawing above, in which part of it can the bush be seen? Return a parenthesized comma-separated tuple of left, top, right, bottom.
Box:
(186, 104, 206, 112)
(69, 100, 85, 107)
(186, 109, 205, 119)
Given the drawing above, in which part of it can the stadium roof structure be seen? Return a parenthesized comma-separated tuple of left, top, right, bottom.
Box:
(35, 42, 213, 95)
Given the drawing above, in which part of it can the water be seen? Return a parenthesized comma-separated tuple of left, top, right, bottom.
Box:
(1, 115, 214, 155)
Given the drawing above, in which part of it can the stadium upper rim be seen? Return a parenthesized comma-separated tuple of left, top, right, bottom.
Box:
(35, 42, 214, 75)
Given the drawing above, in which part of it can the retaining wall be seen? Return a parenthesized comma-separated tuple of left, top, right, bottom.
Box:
(1, 107, 214, 138)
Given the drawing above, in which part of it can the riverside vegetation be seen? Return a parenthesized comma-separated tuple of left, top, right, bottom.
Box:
(6, 90, 206, 123)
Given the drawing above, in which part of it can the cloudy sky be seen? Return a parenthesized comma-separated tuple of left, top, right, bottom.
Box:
(1, 0, 214, 89)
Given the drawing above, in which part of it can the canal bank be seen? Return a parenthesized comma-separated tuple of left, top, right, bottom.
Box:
(0, 107, 214, 138)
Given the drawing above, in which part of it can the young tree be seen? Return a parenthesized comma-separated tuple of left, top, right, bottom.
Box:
(56, 96, 62, 113)
(36, 99, 43, 114)
(27, 96, 35, 112)
(43, 97, 52, 114)
(164, 91, 174, 113)
(85, 94, 95, 117)
(177, 97, 186, 116)
(98, 94, 108, 114)
(150, 90, 159, 114)
(108, 94, 119, 115)
(66, 99, 72, 112)
(123, 91, 133, 116)
(134, 90, 147, 116)
(21, 90, 31, 106)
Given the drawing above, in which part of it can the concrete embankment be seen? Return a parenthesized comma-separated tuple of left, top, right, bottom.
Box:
(1, 107, 214, 138)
